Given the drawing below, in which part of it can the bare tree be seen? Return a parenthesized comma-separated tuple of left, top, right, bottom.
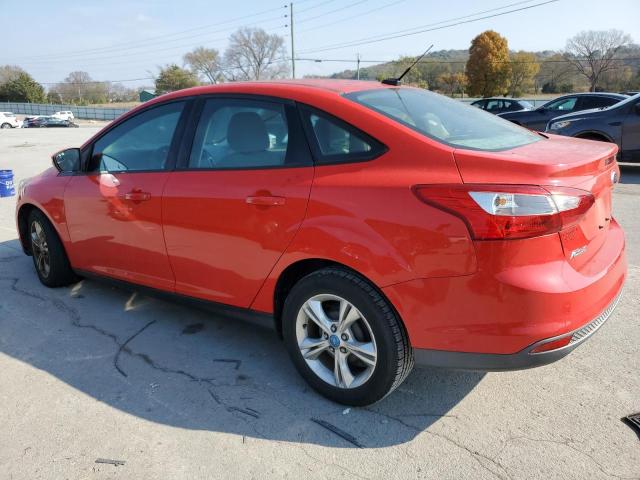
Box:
(564, 30, 632, 91)
(223, 27, 289, 81)
(184, 47, 223, 84)
(0, 65, 26, 85)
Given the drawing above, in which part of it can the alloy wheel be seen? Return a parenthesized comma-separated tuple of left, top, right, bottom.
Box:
(296, 294, 377, 389)
(30, 220, 50, 278)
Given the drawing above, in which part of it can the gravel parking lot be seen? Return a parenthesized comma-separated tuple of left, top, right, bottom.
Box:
(0, 127, 639, 479)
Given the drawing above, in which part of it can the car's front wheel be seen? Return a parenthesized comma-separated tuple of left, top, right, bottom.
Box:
(28, 210, 78, 287)
(1, 123, 11, 129)
(282, 268, 414, 405)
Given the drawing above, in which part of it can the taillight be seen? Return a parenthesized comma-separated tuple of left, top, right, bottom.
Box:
(413, 184, 594, 240)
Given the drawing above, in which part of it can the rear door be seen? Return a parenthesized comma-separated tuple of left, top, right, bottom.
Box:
(162, 96, 314, 307)
(65, 100, 188, 290)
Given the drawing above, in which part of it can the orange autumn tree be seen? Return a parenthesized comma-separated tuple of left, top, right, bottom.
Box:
(466, 30, 511, 97)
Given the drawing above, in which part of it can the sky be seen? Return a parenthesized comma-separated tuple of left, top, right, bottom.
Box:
(2, 0, 639, 89)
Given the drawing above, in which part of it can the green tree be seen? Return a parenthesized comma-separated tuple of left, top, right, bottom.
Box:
(466, 30, 511, 97)
(508, 51, 540, 97)
(155, 65, 199, 94)
(0, 72, 46, 103)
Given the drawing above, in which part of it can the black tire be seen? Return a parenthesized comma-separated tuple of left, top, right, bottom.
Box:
(27, 209, 78, 287)
(1, 123, 11, 129)
(282, 267, 414, 406)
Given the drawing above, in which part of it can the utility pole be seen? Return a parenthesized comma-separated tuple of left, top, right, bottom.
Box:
(289, 3, 295, 79)
(356, 53, 361, 80)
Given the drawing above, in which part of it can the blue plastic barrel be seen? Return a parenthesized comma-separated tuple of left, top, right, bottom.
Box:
(0, 170, 15, 197)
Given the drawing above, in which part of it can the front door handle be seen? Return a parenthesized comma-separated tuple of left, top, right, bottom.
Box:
(245, 195, 286, 206)
(123, 189, 151, 202)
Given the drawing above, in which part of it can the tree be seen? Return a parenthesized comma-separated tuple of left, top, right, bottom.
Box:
(564, 30, 633, 91)
(0, 65, 26, 85)
(0, 72, 46, 103)
(155, 64, 199, 94)
(224, 27, 288, 81)
(438, 72, 468, 96)
(536, 53, 575, 94)
(466, 30, 511, 97)
(508, 51, 540, 97)
(48, 71, 109, 104)
(184, 47, 223, 84)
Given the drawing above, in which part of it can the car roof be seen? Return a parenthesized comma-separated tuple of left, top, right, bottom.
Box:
(558, 92, 627, 99)
(149, 79, 391, 105)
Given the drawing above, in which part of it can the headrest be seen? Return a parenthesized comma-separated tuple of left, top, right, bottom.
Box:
(227, 112, 269, 153)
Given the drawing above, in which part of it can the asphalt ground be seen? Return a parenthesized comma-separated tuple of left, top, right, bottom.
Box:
(0, 127, 638, 479)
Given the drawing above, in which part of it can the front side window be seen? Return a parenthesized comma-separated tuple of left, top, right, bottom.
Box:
(90, 101, 185, 172)
(544, 97, 578, 111)
(346, 88, 539, 151)
(188, 99, 292, 169)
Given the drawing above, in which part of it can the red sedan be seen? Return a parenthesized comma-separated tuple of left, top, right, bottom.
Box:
(16, 80, 626, 405)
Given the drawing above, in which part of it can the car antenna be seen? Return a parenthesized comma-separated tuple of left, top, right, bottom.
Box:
(381, 44, 434, 86)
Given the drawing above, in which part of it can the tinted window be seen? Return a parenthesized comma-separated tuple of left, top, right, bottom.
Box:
(579, 96, 620, 109)
(90, 101, 184, 172)
(346, 88, 539, 151)
(188, 99, 291, 169)
(544, 97, 578, 111)
(486, 100, 504, 112)
(300, 106, 385, 163)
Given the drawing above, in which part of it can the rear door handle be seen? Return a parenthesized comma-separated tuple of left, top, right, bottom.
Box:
(123, 189, 151, 202)
(245, 195, 286, 206)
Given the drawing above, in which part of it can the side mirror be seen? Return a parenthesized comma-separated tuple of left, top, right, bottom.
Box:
(52, 148, 81, 173)
(537, 107, 546, 114)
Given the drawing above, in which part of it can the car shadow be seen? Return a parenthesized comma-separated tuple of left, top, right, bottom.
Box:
(619, 164, 640, 185)
(0, 238, 483, 448)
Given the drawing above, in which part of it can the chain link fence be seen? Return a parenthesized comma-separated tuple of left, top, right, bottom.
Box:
(0, 102, 129, 121)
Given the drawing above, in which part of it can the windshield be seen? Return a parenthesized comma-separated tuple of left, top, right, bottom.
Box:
(345, 88, 539, 151)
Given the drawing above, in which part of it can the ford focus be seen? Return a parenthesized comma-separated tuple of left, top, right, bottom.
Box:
(16, 80, 626, 405)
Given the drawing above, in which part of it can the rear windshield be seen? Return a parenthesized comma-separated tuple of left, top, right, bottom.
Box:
(345, 88, 540, 151)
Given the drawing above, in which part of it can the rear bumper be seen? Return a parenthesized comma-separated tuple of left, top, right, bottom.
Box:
(383, 218, 626, 355)
(413, 289, 622, 370)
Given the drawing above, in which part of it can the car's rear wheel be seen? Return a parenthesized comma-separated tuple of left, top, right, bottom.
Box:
(1, 123, 11, 129)
(28, 210, 78, 287)
(282, 268, 413, 405)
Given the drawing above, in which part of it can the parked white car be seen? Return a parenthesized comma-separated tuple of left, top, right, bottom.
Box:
(0, 112, 20, 129)
(51, 111, 74, 121)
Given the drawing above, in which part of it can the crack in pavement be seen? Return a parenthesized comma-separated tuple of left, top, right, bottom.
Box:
(114, 320, 157, 377)
(502, 435, 640, 480)
(363, 406, 511, 480)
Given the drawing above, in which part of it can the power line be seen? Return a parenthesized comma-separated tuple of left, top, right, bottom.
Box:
(298, 0, 559, 54)
(6, 5, 290, 62)
(295, 56, 640, 65)
(297, 0, 408, 34)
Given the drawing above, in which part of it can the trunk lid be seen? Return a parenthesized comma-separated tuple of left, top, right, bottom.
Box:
(453, 134, 619, 269)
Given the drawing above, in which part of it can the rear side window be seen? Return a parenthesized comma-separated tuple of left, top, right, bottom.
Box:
(299, 105, 386, 164)
(90, 101, 185, 172)
(579, 96, 620, 109)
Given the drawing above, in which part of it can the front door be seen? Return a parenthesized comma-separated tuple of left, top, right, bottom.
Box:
(621, 99, 640, 162)
(162, 97, 314, 307)
(65, 101, 187, 291)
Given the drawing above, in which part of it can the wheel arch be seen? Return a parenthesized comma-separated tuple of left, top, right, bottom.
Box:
(271, 258, 407, 340)
(17, 203, 66, 255)
(574, 130, 615, 143)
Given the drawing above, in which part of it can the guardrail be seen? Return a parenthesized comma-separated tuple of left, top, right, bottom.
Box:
(0, 102, 129, 121)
